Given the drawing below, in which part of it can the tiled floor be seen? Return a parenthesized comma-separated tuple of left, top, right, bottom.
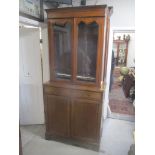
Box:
(109, 67, 135, 115)
(21, 118, 134, 155)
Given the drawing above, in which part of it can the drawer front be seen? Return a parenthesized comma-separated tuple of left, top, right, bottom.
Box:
(44, 86, 71, 97)
(44, 86, 102, 101)
(72, 90, 102, 101)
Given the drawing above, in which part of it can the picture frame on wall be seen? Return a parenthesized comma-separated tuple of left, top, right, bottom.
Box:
(19, 0, 44, 22)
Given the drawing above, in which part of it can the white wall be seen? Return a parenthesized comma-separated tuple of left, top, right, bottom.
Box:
(103, 28, 114, 119)
(60, 0, 135, 28)
(94, 0, 135, 28)
(19, 16, 40, 27)
(19, 28, 45, 124)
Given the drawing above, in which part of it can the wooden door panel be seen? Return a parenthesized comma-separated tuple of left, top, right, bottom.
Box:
(46, 95, 70, 137)
(71, 99, 101, 142)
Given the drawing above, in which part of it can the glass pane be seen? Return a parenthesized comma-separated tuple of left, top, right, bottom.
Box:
(53, 23, 72, 79)
(77, 22, 98, 82)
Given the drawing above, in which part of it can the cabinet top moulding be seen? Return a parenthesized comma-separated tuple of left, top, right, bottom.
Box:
(46, 5, 113, 19)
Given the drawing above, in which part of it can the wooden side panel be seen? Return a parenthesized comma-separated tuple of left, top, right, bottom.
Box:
(45, 95, 70, 137)
(103, 16, 110, 81)
(71, 99, 101, 142)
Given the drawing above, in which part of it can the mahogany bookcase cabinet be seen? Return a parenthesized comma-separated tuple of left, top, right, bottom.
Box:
(43, 5, 113, 150)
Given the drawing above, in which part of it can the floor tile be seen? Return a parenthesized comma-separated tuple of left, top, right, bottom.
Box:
(21, 118, 134, 155)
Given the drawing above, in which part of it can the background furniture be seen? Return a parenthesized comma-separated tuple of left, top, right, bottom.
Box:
(122, 71, 135, 98)
(43, 5, 112, 150)
(113, 35, 130, 66)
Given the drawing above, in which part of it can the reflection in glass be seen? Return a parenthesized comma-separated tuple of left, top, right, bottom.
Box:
(77, 22, 98, 82)
(53, 23, 72, 79)
(118, 44, 126, 66)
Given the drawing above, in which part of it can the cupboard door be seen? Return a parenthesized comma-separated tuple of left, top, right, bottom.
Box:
(71, 98, 101, 142)
(48, 19, 73, 81)
(45, 95, 70, 137)
(74, 18, 104, 85)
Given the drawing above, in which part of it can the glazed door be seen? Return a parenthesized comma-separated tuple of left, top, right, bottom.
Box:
(71, 98, 101, 142)
(45, 95, 70, 137)
(74, 18, 104, 86)
(48, 19, 73, 81)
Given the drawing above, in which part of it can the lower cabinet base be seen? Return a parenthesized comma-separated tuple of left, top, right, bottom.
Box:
(43, 84, 103, 152)
(45, 132, 100, 151)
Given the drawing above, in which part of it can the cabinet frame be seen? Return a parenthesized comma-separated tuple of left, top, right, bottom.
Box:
(44, 85, 103, 143)
(48, 17, 105, 87)
(44, 5, 113, 150)
(73, 17, 105, 87)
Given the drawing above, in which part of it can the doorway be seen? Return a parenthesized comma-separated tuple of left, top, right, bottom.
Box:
(19, 24, 44, 125)
(108, 30, 135, 121)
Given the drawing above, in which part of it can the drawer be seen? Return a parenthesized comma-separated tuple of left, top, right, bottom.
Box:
(44, 86, 102, 101)
(72, 90, 102, 101)
(44, 86, 71, 97)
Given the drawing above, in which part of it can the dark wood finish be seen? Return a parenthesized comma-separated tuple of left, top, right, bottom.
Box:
(71, 99, 101, 142)
(122, 74, 135, 98)
(43, 84, 103, 149)
(46, 5, 109, 19)
(44, 87, 102, 101)
(103, 15, 110, 81)
(45, 95, 70, 137)
(44, 5, 113, 150)
(72, 18, 77, 82)
(44, 81, 104, 92)
(97, 18, 105, 85)
(48, 17, 106, 87)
